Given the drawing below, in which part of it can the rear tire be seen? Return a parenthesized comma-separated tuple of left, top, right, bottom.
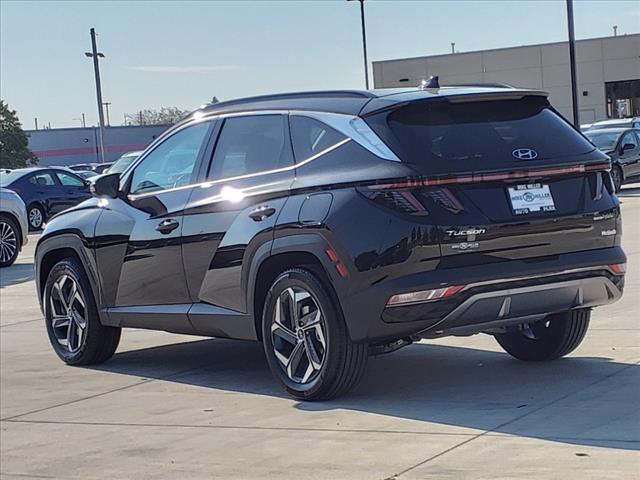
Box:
(44, 257, 121, 365)
(0, 214, 21, 267)
(28, 203, 45, 231)
(262, 268, 367, 401)
(495, 309, 590, 361)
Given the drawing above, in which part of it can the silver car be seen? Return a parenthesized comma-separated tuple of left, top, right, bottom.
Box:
(0, 187, 29, 267)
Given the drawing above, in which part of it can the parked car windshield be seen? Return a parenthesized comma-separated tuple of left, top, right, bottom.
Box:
(365, 96, 595, 174)
(108, 154, 139, 174)
(0, 170, 26, 187)
(584, 131, 623, 151)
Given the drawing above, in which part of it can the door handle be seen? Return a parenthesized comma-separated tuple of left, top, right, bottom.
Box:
(248, 206, 276, 222)
(156, 218, 180, 234)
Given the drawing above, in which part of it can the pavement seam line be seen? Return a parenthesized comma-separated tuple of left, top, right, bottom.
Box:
(0, 418, 480, 436)
(383, 360, 639, 480)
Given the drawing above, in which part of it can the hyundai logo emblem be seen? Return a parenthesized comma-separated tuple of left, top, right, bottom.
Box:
(512, 148, 538, 160)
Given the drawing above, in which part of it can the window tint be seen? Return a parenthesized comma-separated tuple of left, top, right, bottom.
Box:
(209, 115, 291, 180)
(130, 122, 210, 194)
(28, 172, 56, 186)
(621, 132, 638, 149)
(365, 97, 596, 174)
(290, 116, 346, 162)
(56, 171, 85, 186)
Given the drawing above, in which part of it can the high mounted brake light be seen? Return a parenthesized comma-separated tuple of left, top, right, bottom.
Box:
(367, 162, 611, 190)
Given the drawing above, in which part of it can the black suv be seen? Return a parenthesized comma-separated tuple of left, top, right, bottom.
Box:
(35, 86, 626, 400)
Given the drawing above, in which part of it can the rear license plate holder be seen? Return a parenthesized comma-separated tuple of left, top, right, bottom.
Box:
(508, 183, 555, 215)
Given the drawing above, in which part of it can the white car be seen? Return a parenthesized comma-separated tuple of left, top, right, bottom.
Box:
(0, 187, 29, 267)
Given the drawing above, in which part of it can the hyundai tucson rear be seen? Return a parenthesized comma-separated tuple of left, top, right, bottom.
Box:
(36, 86, 625, 401)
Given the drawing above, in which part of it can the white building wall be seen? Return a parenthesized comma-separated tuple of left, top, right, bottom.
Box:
(373, 34, 640, 124)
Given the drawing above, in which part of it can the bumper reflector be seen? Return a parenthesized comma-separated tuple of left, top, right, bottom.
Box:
(608, 263, 626, 275)
(387, 285, 465, 306)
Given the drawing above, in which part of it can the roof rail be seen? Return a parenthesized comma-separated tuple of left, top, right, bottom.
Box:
(205, 90, 376, 109)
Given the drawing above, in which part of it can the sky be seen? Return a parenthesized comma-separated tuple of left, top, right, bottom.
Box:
(1, 0, 638, 129)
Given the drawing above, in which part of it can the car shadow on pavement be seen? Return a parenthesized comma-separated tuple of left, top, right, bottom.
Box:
(91, 337, 639, 451)
(0, 263, 35, 288)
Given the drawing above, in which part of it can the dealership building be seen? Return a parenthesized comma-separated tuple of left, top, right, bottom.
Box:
(25, 124, 169, 167)
(373, 33, 640, 124)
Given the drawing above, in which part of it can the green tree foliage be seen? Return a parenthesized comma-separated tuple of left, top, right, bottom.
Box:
(125, 106, 190, 126)
(0, 100, 37, 169)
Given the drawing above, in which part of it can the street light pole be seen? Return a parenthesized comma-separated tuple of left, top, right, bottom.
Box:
(103, 102, 111, 126)
(566, 0, 580, 128)
(85, 28, 107, 163)
(348, 0, 369, 89)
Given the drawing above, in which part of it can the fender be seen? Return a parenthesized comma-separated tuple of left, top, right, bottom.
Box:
(35, 231, 108, 325)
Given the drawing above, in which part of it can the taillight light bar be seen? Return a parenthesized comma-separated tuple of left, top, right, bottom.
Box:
(387, 285, 465, 307)
(369, 162, 611, 190)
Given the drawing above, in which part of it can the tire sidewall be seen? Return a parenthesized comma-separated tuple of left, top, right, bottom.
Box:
(612, 165, 623, 192)
(262, 269, 346, 399)
(44, 259, 95, 364)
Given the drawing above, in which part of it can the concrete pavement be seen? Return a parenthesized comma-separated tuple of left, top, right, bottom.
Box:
(1, 186, 639, 479)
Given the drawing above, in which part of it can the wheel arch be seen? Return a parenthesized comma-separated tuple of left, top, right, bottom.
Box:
(36, 233, 106, 324)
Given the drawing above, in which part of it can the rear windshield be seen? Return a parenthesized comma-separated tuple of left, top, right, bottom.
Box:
(365, 96, 595, 173)
(0, 170, 25, 187)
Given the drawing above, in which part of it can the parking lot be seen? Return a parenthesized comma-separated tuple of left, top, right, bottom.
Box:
(0, 187, 638, 480)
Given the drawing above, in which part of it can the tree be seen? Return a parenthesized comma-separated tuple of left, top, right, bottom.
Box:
(0, 100, 37, 168)
(125, 106, 190, 126)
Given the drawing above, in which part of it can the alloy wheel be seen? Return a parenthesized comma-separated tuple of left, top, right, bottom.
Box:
(49, 274, 87, 353)
(0, 221, 17, 264)
(270, 286, 327, 384)
(29, 207, 43, 229)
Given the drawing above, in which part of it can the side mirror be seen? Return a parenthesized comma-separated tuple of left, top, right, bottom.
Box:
(622, 143, 635, 152)
(90, 173, 120, 198)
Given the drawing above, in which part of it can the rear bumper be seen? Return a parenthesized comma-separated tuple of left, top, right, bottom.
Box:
(343, 247, 625, 342)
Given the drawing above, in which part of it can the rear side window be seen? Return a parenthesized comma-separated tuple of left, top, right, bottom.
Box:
(365, 97, 596, 173)
(209, 115, 292, 180)
(29, 172, 56, 186)
(290, 116, 346, 162)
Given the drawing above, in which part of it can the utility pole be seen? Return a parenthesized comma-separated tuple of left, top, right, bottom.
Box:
(348, 0, 369, 89)
(566, 0, 580, 128)
(613, 25, 618, 36)
(85, 28, 107, 163)
(103, 102, 111, 126)
(451, 42, 455, 54)
(82, 113, 86, 128)
(34, 118, 38, 130)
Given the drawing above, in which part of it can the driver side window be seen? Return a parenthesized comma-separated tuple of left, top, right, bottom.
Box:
(130, 121, 211, 195)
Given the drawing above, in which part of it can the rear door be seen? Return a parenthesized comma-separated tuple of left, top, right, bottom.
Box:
(27, 170, 66, 215)
(364, 95, 619, 265)
(181, 113, 294, 315)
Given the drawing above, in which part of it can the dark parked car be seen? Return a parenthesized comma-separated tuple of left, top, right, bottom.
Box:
(0, 168, 92, 231)
(584, 128, 640, 191)
(35, 87, 626, 400)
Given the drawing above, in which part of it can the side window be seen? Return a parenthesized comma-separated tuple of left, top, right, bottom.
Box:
(622, 132, 638, 149)
(130, 121, 210, 194)
(290, 116, 346, 162)
(28, 172, 56, 187)
(56, 171, 85, 186)
(208, 115, 291, 180)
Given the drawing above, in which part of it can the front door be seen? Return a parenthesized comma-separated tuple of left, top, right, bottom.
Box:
(94, 119, 214, 308)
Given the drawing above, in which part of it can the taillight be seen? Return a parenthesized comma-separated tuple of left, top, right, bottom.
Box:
(387, 285, 465, 306)
(357, 187, 428, 216)
(608, 263, 626, 275)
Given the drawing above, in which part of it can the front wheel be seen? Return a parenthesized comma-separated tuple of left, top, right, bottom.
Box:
(262, 268, 367, 401)
(44, 257, 121, 365)
(611, 165, 623, 192)
(494, 309, 590, 361)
